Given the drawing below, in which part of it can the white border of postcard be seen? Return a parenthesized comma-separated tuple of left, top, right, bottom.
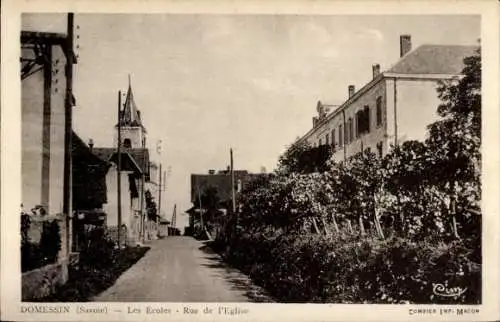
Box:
(2, 0, 499, 321)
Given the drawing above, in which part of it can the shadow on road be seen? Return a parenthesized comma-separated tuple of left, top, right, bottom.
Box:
(198, 243, 274, 303)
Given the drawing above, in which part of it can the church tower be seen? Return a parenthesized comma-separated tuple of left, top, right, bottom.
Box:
(114, 76, 147, 149)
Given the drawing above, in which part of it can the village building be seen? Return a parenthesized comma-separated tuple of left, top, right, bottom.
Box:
(186, 168, 266, 237)
(20, 28, 76, 299)
(71, 132, 110, 251)
(298, 35, 478, 160)
(93, 79, 159, 245)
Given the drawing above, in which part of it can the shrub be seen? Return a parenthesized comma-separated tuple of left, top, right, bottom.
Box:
(21, 215, 61, 272)
(213, 49, 482, 304)
(39, 220, 61, 264)
(221, 233, 480, 304)
(79, 227, 115, 268)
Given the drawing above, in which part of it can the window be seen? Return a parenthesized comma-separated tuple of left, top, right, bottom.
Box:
(376, 96, 383, 127)
(377, 142, 383, 158)
(347, 118, 353, 143)
(319, 139, 322, 146)
(325, 133, 330, 146)
(339, 125, 343, 147)
(331, 129, 336, 150)
(356, 111, 362, 138)
(356, 106, 371, 137)
(123, 138, 132, 148)
(365, 105, 371, 133)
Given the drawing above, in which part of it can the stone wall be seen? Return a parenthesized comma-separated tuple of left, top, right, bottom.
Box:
(21, 261, 66, 301)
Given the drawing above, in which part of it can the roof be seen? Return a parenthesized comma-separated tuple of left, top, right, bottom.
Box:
(297, 44, 479, 144)
(93, 147, 150, 177)
(117, 78, 146, 131)
(71, 132, 109, 166)
(387, 44, 478, 75)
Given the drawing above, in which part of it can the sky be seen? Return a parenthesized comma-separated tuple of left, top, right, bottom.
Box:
(22, 14, 480, 229)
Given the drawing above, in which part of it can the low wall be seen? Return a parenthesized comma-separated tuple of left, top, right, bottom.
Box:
(21, 260, 67, 301)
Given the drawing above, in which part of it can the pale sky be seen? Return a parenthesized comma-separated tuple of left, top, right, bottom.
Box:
(22, 14, 480, 229)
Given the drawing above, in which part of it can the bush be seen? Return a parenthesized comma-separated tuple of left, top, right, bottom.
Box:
(221, 233, 480, 304)
(79, 227, 116, 268)
(21, 215, 61, 272)
(213, 49, 481, 304)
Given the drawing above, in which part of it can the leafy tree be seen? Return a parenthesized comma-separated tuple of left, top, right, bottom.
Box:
(277, 140, 333, 175)
(425, 46, 481, 235)
(425, 47, 481, 197)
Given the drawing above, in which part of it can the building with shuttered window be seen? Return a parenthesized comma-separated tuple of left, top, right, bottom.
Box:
(298, 35, 478, 161)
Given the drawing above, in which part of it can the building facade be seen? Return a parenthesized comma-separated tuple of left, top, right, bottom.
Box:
(299, 35, 478, 161)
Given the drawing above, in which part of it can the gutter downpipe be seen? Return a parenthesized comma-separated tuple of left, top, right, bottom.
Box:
(342, 109, 347, 161)
(393, 78, 398, 147)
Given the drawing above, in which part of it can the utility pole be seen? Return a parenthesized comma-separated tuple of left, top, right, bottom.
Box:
(161, 170, 166, 227)
(139, 134, 146, 244)
(230, 148, 236, 214)
(171, 204, 177, 231)
(158, 163, 162, 221)
(117, 90, 122, 248)
(63, 12, 75, 255)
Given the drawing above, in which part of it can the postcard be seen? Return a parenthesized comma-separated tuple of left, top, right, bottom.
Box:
(1, 0, 499, 321)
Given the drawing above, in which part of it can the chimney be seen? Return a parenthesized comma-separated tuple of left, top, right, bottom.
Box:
(88, 138, 94, 151)
(348, 85, 355, 99)
(400, 35, 412, 57)
(208, 169, 215, 175)
(372, 64, 380, 78)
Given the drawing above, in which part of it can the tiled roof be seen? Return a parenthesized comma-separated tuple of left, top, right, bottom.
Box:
(386, 44, 479, 75)
(117, 82, 146, 131)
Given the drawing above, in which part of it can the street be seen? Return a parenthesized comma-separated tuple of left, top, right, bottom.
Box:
(93, 237, 273, 302)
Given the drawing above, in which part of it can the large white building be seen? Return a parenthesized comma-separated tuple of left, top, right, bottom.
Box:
(298, 35, 478, 161)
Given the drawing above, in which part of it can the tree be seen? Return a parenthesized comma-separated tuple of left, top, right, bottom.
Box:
(276, 140, 333, 175)
(425, 47, 481, 216)
(424, 46, 481, 240)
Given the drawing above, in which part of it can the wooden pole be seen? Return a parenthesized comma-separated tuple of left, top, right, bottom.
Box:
(117, 90, 122, 247)
(63, 13, 74, 255)
(311, 217, 321, 234)
(331, 214, 340, 234)
(139, 138, 145, 243)
(158, 164, 162, 217)
(230, 148, 236, 214)
(156, 163, 162, 240)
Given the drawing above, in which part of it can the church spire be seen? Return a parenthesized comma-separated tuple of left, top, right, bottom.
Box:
(118, 75, 146, 132)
